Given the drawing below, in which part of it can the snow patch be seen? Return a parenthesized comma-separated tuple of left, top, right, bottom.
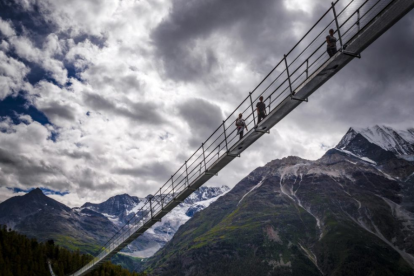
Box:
(336, 148, 376, 165)
(405, 172, 414, 182)
(267, 254, 292, 269)
(238, 178, 265, 206)
(298, 243, 324, 275)
(120, 243, 162, 258)
(351, 125, 414, 156)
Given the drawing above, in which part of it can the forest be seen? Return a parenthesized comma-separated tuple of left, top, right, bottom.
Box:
(0, 225, 146, 276)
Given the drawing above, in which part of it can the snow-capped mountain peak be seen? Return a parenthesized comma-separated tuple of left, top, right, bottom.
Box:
(337, 125, 414, 158)
(81, 185, 230, 258)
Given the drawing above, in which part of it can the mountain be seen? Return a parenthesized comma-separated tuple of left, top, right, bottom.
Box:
(0, 188, 70, 229)
(80, 186, 230, 258)
(81, 194, 143, 226)
(0, 188, 119, 253)
(0, 184, 230, 260)
(337, 125, 414, 162)
(336, 125, 414, 212)
(144, 126, 414, 276)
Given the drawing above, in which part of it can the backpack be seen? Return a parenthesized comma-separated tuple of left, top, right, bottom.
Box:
(236, 118, 245, 128)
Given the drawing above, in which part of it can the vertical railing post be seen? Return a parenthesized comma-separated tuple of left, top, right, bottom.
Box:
(217, 144, 220, 159)
(202, 143, 207, 171)
(185, 161, 189, 187)
(171, 176, 174, 198)
(306, 59, 309, 79)
(160, 189, 164, 209)
(249, 92, 256, 126)
(199, 163, 202, 175)
(268, 95, 271, 114)
(284, 55, 294, 96)
(332, 2, 343, 49)
(222, 121, 229, 152)
(149, 197, 153, 219)
(357, 9, 360, 32)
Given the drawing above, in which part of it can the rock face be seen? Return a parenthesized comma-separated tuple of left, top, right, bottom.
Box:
(145, 126, 414, 276)
(81, 194, 143, 226)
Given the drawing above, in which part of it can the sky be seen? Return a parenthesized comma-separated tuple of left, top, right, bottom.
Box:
(0, 0, 413, 207)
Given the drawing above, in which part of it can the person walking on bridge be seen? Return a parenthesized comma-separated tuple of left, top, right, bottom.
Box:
(326, 29, 338, 57)
(235, 113, 248, 140)
(256, 96, 267, 124)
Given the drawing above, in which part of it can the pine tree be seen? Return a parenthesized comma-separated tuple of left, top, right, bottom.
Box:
(0, 225, 147, 276)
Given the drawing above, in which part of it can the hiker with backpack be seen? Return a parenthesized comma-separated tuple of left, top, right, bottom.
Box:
(326, 29, 338, 57)
(256, 96, 267, 124)
(235, 113, 248, 140)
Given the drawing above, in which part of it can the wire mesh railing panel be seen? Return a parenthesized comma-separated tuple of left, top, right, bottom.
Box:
(69, 1, 404, 275)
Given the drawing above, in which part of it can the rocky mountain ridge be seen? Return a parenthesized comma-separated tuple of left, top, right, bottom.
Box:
(337, 125, 414, 160)
(80, 185, 230, 257)
(144, 125, 414, 276)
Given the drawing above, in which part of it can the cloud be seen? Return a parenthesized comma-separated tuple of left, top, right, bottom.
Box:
(83, 92, 166, 126)
(0, 0, 412, 210)
(113, 161, 173, 182)
(0, 18, 16, 37)
(150, 0, 327, 82)
(176, 98, 223, 148)
(0, 51, 30, 99)
(41, 101, 76, 122)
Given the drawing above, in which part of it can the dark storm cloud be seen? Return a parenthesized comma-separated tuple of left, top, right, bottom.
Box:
(83, 92, 166, 125)
(151, 0, 326, 82)
(288, 13, 414, 133)
(176, 98, 223, 147)
(0, 147, 64, 186)
(112, 161, 173, 182)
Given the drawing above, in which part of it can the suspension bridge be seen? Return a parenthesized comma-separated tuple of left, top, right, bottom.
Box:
(50, 0, 414, 275)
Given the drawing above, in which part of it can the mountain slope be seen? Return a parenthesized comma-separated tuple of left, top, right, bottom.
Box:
(144, 126, 414, 276)
(0, 188, 71, 229)
(0, 188, 119, 253)
(336, 126, 414, 213)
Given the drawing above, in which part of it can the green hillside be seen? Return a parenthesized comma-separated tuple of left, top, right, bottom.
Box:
(0, 225, 146, 276)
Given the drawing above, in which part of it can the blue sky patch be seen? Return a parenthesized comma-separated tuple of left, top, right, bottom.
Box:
(8, 187, 69, 196)
(0, 94, 50, 125)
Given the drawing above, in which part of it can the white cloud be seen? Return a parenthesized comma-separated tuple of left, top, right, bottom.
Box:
(0, 51, 30, 99)
(0, 18, 16, 37)
(283, 0, 319, 14)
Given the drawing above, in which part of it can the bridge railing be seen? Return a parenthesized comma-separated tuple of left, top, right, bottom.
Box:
(69, 0, 396, 275)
